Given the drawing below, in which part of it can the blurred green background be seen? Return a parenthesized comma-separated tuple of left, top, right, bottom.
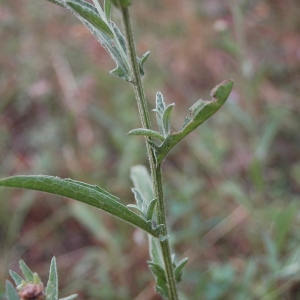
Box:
(1, 0, 300, 299)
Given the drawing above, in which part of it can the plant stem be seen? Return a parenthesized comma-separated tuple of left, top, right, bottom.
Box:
(120, 6, 179, 300)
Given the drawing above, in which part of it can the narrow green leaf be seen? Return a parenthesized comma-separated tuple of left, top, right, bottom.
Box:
(104, 0, 112, 21)
(138, 51, 150, 76)
(128, 128, 164, 142)
(174, 257, 188, 283)
(110, 65, 130, 81)
(146, 199, 157, 221)
(59, 295, 78, 300)
(156, 79, 234, 163)
(9, 271, 23, 286)
(148, 262, 169, 299)
(19, 260, 34, 283)
(0, 175, 159, 236)
(64, 178, 119, 202)
(5, 281, 20, 300)
(45, 257, 58, 300)
(66, 0, 114, 37)
(162, 103, 175, 137)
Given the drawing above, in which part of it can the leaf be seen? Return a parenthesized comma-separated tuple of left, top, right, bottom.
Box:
(9, 271, 23, 286)
(156, 79, 234, 163)
(59, 295, 78, 300)
(0, 175, 160, 237)
(46, 257, 58, 300)
(127, 204, 143, 215)
(174, 257, 188, 283)
(64, 178, 119, 202)
(138, 51, 150, 76)
(148, 262, 169, 299)
(128, 128, 165, 142)
(5, 281, 20, 300)
(146, 198, 157, 221)
(162, 103, 175, 137)
(131, 188, 146, 213)
(104, 0, 112, 22)
(130, 165, 154, 205)
(66, 0, 114, 37)
(19, 260, 34, 283)
(154, 92, 166, 136)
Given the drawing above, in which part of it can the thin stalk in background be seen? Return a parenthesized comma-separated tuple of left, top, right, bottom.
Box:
(120, 6, 179, 300)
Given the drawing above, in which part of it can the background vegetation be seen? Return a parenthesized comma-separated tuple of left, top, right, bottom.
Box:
(1, 0, 300, 299)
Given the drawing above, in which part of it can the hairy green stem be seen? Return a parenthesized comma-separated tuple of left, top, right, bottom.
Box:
(120, 6, 179, 300)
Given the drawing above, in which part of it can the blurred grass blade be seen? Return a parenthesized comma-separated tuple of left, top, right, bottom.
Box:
(5, 281, 20, 300)
(9, 271, 23, 286)
(66, 0, 114, 37)
(46, 257, 58, 300)
(156, 79, 234, 163)
(19, 260, 34, 282)
(0, 175, 160, 236)
(59, 295, 78, 300)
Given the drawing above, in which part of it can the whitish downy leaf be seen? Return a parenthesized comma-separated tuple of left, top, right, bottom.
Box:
(131, 188, 147, 213)
(162, 103, 175, 137)
(0, 175, 160, 237)
(174, 257, 188, 283)
(128, 128, 165, 142)
(154, 92, 166, 136)
(19, 260, 34, 283)
(5, 281, 20, 300)
(148, 262, 169, 299)
(46, 257, 58, 300)
(156, 79, 234, 163)
(66, 0, 113, 37)
(9, 271, 23, 286)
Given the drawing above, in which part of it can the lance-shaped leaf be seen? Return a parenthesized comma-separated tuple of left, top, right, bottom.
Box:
(153, 92, 166, 136)
(174, 257, 188, 283)
(45, 257, 58, 300)
(162, 103, 175, 137)
(19, 260, 34, 283)
(104, 0, 112, 21)
(156, 79, 234, 163)
(9, 271, 23, 286)
(128, 128, 165, 142)
(0, 175, 161, 237)
(148, 262, 169, 299)
(66, 0, 114, 37)
(5, 281, 19, 300)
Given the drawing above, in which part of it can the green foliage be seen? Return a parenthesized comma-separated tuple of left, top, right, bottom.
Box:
(6, 258, 77, 300)
(0, 175, 162, 237)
